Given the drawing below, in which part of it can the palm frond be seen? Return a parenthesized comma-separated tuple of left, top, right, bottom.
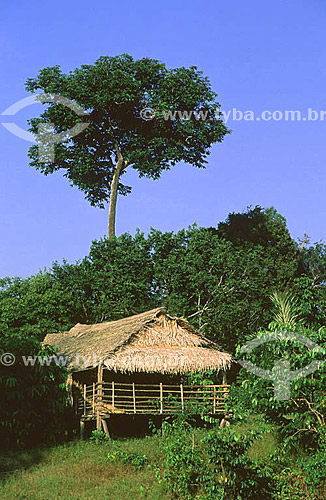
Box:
(270, 291, 302, 329)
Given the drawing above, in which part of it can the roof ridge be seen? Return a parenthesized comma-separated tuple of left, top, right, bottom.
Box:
(68, 307, 166, 334)
(43, 307, 232, 373)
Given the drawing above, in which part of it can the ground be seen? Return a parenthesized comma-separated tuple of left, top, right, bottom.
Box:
(0, 423, 278, 500)
(0, 436, 170, 500)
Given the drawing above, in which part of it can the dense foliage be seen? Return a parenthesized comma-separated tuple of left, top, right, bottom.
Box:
(228, 293, 326, 499)
(232, 294, 326, 449)
(0, 332, 67, 449)
(158, 412, 326, 499)
(2, 206, 322, 354)
(160, 415, 272, 500)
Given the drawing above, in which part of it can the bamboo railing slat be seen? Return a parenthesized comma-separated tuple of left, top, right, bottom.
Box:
(160, 383, 163, 414)
(76, 382, 229, 417)
(132, 383, 136, 413)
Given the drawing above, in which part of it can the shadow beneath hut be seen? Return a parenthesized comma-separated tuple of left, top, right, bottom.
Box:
(80, 415, 160, 439)
(108, 415, 164, 438)
(0, 408, 79, 480)
(101, 414, 222, 439)
(0, 447, 49, 480)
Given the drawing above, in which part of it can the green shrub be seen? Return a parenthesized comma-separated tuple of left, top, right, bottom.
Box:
(201, 428, 272, 500)
(89, 429, 110, 443)
(107, 448, 148, 470)
(161, 417, 204, 499)
(299, 445, 326, 495)
(271, 468, 316, 500)
(233, 320, 326, 451)
(0, 331, 67, 449)
(160, 414, 272, 500)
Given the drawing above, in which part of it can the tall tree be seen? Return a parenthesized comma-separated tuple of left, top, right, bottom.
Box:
(26, 55, 229, 238)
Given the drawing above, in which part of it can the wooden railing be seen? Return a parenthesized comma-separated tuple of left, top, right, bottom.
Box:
(76, 382, 230, 418)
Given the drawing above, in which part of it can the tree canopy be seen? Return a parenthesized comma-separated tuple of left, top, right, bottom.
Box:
(2, 206, 324, 353)
(26, 54, 229, 237)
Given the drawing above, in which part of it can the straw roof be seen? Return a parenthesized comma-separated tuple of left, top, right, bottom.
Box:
(44, 307, 232, 374)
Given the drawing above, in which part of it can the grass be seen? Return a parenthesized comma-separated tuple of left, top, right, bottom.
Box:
(0, 436, 172, 500)
(232, 415, 279, 460)
(0, 419, 280, 500)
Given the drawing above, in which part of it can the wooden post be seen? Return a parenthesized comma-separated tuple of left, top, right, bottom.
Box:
(83, 384, 87, 416)
(223, 385, 227, 404)
(213, 386, 216, 414)
(102, 418, 111, 439)
(80, 419, 85, 440)
(112, 381, 115, 408)
(219, 418, 230, 429)
(160, 383, 163, 414)
(96, 363, 103, 431)
(180, 383, 184, 412)
(92, 383, 95, 416)
(74, 392, 78, 417)
(66, 374, 73, 407)
(133, 382, 136, 414)
(222, 371, 227, 385)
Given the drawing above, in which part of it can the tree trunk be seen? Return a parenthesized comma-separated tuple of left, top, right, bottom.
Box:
(108, 159, 124, 239)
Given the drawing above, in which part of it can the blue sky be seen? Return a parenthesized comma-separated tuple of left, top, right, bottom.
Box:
(1, 0, 326, 277)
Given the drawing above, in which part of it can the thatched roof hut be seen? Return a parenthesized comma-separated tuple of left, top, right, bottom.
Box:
(44, 307, 232, 374)
(45, 308, 232, 433)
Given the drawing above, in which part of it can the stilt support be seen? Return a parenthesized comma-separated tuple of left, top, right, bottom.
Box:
(102, 418, 111, 439)
(96, 362, 103, 431)
(219, 417, 231, 429)
(80, 419, 85, 440)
